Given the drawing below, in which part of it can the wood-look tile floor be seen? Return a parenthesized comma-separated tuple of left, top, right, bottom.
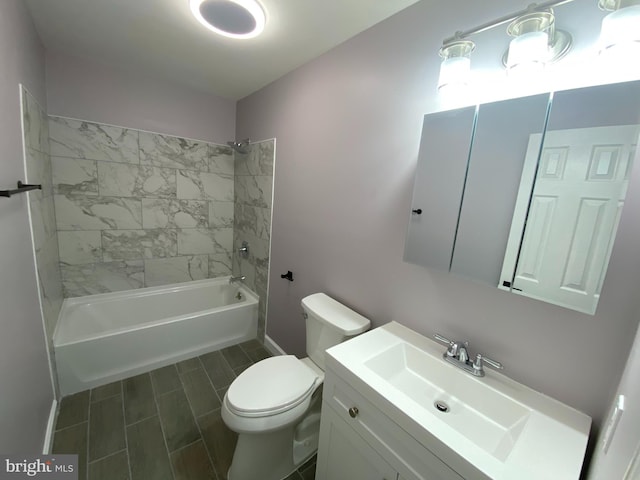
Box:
(51, 340, 317, 480)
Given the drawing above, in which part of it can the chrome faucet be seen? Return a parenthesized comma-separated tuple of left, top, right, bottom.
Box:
(434, 334, 503, 377)
(229, 275, 246, 284)
(447, 340, 469, 363)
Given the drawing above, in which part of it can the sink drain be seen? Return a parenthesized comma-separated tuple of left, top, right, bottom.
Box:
(434, 401, 450, 413)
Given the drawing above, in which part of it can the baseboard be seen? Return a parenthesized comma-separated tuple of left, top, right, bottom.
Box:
(42, 399, 58, 454)
(264, 335, 286, 356)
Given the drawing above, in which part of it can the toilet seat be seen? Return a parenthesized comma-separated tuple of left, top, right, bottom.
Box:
(226, 355, 319, 417)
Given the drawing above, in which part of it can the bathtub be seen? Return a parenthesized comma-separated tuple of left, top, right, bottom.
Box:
(53, 277, 259, 396)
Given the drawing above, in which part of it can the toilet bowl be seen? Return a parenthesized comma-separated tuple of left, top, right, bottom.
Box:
(222, 293, 370, 480)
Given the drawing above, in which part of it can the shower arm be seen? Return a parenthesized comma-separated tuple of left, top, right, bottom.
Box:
(227, 138, 251, 154)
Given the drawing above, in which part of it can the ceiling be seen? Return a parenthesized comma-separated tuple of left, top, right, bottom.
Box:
(25, 0, 423, 100)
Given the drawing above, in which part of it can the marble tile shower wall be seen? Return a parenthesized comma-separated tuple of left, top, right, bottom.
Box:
(49, 116, 236, 297)
(21, 87, 64, 341)
(233, 140, 275, 341)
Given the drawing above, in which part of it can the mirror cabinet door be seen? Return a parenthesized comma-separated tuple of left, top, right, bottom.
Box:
(451, 94, 550, 284)
(404, 80, 640, 315)
(404, 107, 476, 271)
(503, 80, 640, 314)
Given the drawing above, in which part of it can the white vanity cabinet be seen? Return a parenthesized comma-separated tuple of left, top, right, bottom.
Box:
(317, 405, 397, 480)
(315, 322, 591, 480)
(316, 368, 466, 480)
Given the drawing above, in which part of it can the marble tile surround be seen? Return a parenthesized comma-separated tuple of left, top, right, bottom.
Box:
(22, 97, 275, 386)
(232, 140, 275, 341)
(22, 86, 65, 393)
(50, 116, 237, 296)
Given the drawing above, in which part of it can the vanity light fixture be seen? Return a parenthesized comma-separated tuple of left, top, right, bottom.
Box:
(598, 0, 640, 58)
(438, 40, 475, 92)
(435, 0, 639, 91)
(190, 0, 266, 39)
(504, 10, 572, 74)
(437, 1, 575, 92)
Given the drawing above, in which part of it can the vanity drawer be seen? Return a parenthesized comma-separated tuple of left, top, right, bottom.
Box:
(324, 372, 464, 480)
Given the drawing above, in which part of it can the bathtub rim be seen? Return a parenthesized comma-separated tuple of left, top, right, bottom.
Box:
(53, 276, 258, 348)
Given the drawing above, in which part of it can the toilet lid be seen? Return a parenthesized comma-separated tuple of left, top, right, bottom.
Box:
(226, 355, 318, 417)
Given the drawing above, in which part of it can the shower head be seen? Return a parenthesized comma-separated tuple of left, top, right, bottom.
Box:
(227, 138, 251, 154)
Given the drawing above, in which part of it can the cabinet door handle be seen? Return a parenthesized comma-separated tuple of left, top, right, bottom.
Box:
(348, 406, 359, 418)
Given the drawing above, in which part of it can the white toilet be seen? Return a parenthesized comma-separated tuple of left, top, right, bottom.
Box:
(221, 292, 371, 480)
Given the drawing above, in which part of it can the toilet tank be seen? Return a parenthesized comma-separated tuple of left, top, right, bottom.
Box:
(301, 293, 371, 371)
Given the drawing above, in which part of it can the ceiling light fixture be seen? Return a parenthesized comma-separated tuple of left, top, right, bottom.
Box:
(598, 0, 640, 59)
(190, 0, 266, 40)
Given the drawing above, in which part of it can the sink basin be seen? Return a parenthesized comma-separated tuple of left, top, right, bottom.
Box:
(324, 321, 591, 480)
(364, 342, 530, 461)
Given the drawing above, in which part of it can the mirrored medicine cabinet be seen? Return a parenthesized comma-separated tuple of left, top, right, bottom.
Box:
(404, 80, 640, 315)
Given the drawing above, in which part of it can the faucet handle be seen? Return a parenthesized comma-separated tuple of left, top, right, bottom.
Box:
(434, 334, 456, 357)
(434, 333, 453, 346)
(473, 353, 503, 374)
(434, 334, 469, 358)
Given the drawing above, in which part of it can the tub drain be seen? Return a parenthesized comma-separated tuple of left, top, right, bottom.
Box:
(434, 401, 450, 413)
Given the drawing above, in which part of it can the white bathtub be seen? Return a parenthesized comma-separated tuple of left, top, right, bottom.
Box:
(53, 277, 259, 396)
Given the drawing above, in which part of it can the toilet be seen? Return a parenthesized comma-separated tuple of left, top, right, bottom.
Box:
(221, 293, 371, 480)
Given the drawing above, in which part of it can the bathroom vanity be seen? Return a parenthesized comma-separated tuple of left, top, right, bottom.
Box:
(316, 322, 591, 480)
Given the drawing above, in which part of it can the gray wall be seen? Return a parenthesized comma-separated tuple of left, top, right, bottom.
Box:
(587, 302, 640, 478)
(0, 0, 54, 452)
(236, 0, 640, 433)
(45, 52, 236, 145)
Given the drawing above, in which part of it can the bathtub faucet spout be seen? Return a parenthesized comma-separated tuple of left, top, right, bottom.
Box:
(229, 275, 246, 284)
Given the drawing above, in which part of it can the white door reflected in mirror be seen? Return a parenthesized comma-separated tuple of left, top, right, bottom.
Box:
(500, 125, 640, 314)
